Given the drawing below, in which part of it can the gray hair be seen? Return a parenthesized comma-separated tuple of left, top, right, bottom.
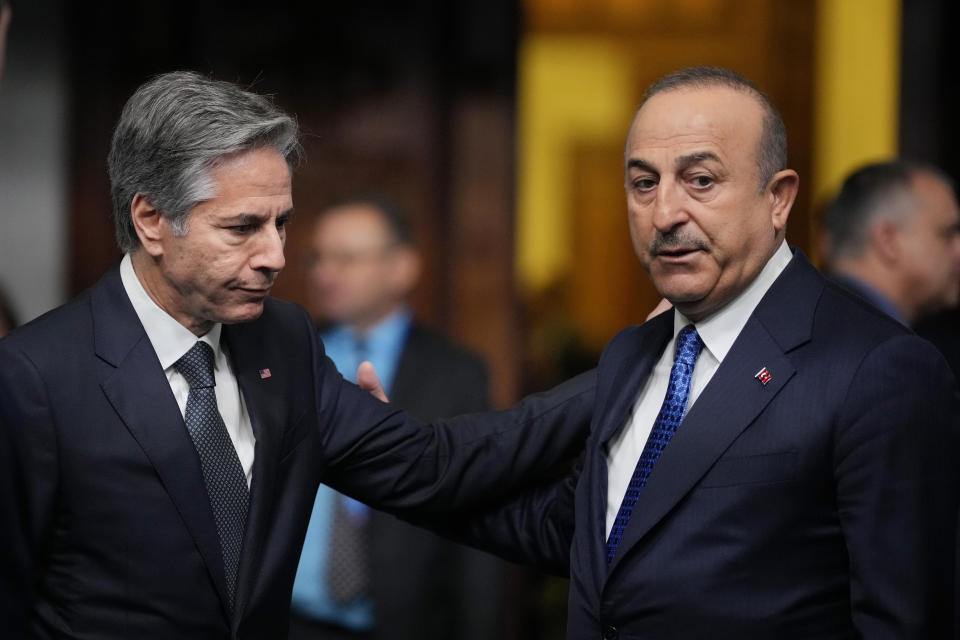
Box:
(108, 71, 302, 252)
(822, 160, 954, 259)
(638, 66, 787, 191)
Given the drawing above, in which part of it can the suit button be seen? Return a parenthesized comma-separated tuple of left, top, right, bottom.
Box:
(601, 624, 618, 640)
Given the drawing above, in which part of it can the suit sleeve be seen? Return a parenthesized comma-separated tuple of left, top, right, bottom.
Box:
(833, 334, 960, 638)
(0, 341, 60, 634)
(437, 458, 581, 575)
(309, 309, 596, 519)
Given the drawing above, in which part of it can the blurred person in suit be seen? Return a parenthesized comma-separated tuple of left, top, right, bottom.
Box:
(820, 160, 960, 326)
(289, 195, 512, 640)
(820, 160, 960, 381)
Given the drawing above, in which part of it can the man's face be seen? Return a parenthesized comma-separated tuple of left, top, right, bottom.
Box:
(306, 205, 413, 330)
(899, 172, 960, 315)
(624, 86, 794, 321)
(148, 147, 292, 334)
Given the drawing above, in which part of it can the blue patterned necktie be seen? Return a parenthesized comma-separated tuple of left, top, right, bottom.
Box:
(605, 324, 703, 566)
(175, 341, 249, 607)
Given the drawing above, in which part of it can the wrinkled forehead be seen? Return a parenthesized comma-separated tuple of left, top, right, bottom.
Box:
(625, 86, 765, 166)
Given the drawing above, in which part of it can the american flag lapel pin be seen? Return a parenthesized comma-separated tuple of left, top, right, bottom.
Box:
(259, 368, 272, 380)
(754, 366, 772, 386)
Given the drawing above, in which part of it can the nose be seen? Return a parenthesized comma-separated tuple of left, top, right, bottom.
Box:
(651, 180, 689, 232)
(254, 225, 286, 274)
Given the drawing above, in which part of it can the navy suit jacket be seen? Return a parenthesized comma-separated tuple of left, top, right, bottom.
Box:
(0, 266, 596, 639)
(565, 251, 960, 639)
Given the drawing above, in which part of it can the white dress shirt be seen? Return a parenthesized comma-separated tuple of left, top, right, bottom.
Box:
(120, 254, 256, 488)
(605, 241, 793, 536)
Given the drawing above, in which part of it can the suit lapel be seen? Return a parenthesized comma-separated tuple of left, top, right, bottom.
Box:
(584, 313, 672, 580)
(606, 251, 822, 575)
(92, 268, 233, 617)
(222, 322, 285, 624)
(596, 313, 674, 448)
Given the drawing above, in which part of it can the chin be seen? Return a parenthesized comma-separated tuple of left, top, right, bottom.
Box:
(652, 280, 707, 305)
(220, 303, 266, 325)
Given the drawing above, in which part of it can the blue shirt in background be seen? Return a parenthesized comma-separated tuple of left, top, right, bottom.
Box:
(290, 308, 413, 630)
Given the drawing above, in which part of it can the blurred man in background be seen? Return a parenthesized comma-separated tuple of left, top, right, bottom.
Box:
(290, 194, 513, 640)
(820, 160, 960, 326)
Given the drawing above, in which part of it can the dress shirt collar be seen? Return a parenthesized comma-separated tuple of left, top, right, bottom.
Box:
(673, 240, 793, 363)
(830, 273, 908, 326)
(119, 253, 223, 369)
(320, 307, 412, 388)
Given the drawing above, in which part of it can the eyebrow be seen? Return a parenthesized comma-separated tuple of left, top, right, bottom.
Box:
(626, 151, 722, 174)
(223, 209, 294, 225)
(675, 151, 721, 171)
(626, 158, 658, 173)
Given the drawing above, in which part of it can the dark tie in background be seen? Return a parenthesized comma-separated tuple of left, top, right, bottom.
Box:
(325, 336, 372, 605)
(325, 495, 371, 604)
(175, 341, 250, 607)
(605, 324, 703, 566)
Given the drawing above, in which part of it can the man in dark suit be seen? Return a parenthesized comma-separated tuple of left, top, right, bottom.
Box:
(0, 70, 595, 639)
(819, 160, 960, 381)
(574, 67, 959, 639)
(470, 66, 959, 638)
(288, 195, 511, 639)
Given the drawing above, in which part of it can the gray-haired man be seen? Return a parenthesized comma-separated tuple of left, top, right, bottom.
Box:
(0, 71, 595, 639)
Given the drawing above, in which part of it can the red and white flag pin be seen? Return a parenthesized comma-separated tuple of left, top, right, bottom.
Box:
(259, 368, 272, 380)
(754, 366, 772, 386)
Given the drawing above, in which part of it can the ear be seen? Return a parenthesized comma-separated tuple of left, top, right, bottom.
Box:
(130, 193, 168, 257)
(767, 169, 799, 233)
(871, 219, 901, 264)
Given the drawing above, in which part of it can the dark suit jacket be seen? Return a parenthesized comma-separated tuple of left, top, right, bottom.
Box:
(366, 324, 509, 640)
(0, 266, 596, 639)
(564, 251, 960, 639)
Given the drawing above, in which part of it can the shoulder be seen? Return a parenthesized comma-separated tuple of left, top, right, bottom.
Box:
(0, 286, 95, 365)
(224, 297, 319, 363)
(808, 278, 940, 375)
(258, 296, 314, 332)
(403, 323, 488, 375)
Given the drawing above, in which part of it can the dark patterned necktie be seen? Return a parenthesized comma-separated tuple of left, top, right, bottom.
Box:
(605, 324, 703, 566)
(175, 341, 249, 607)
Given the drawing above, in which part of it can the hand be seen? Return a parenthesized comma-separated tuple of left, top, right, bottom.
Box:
(645, 297, 673, 321)
(357, 361, 389, 403)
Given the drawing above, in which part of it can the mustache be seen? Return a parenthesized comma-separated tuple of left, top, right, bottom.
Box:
(649, 230, 708, 255)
